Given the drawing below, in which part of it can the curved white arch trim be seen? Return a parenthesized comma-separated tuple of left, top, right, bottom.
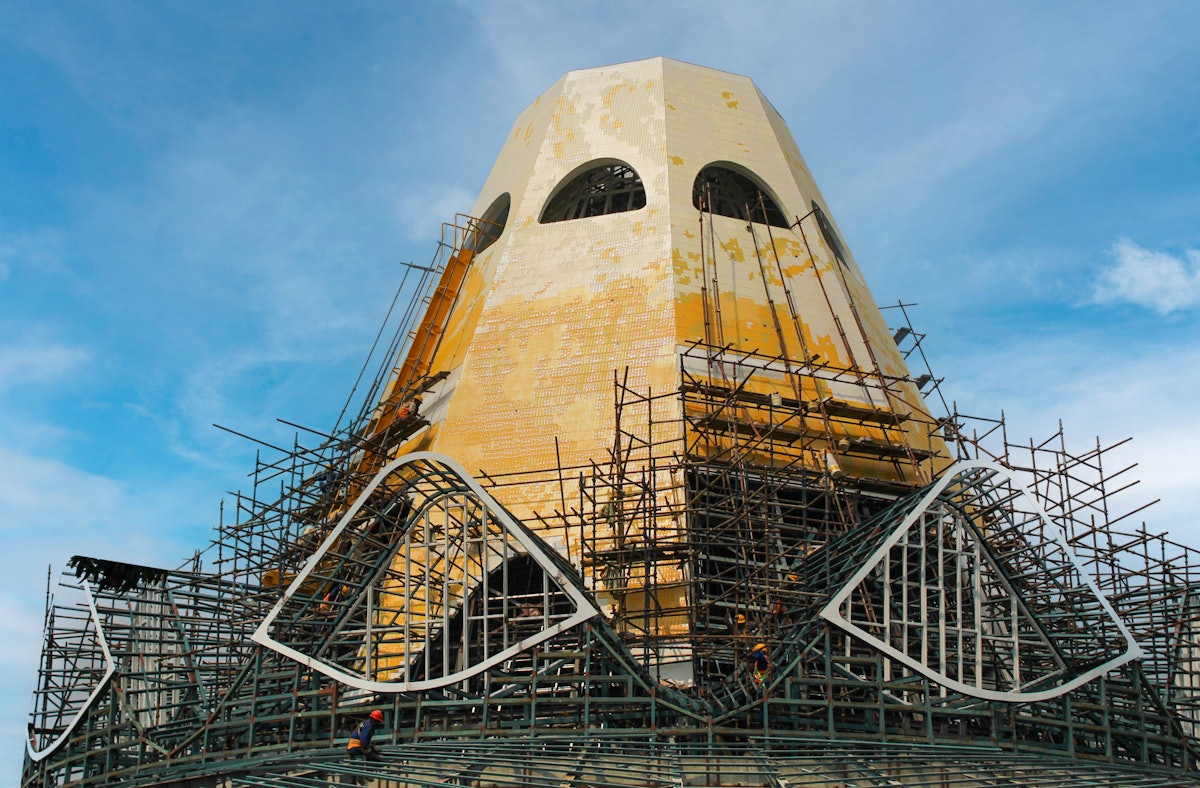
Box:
(819, 459, 1144, 703)
(27, 580, 117, 762)
(252, 451, 601, 692)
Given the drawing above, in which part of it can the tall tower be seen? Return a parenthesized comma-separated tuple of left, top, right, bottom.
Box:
(368, 57, 948, 684)
(386, 56, 940, 487)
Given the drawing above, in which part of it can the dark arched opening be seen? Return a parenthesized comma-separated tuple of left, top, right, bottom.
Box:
(812, 201, 849, 266)
(693, 164, 788, 228)
(468, 193, 510, 253)
(540, 161, 647, 223)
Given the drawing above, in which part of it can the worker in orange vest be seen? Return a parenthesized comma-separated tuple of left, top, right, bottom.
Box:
(346, 709, 385, 761)
(750, 643, 770, 686)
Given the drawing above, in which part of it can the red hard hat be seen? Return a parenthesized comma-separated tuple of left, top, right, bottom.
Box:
(370, 710, 384, 722)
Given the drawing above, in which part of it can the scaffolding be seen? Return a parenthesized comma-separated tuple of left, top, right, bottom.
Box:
(21, 210, 1200, 788)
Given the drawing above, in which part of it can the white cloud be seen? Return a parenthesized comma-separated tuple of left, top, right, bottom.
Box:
(0, 442, 206, 777)
(394, 184, 477, 245)
(0, 227, 65, 281)
(940, 333, 1200, 549)
(1049, 354, 1200, 546)
(0, 440, 211, 615)
(0, 595, 43, 758)
(0, 446, 123, 534)
(1091, 238, 1200, 314)
(0, 342, 89, 393)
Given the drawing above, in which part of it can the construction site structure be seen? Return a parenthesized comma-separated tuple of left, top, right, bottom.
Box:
(21, 58, 1200, 788)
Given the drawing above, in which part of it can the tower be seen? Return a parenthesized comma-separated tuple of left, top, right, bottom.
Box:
(365, 57, 948, 686)
(384, 57, 941, 491)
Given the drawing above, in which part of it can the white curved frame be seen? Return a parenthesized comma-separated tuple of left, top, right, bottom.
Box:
(820, 459, 1144, 702)
(27, 580, 117, 762)
(252, 451, 601, 692)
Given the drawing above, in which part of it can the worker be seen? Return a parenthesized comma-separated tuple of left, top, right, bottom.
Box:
(319, 584, 348, 614)
(750, 643, 769, 686)
(346, 709, 385, 761)
(731, 612, 747, 636)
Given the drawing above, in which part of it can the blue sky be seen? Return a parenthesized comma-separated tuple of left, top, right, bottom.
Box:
(2, 0, 1199, 776)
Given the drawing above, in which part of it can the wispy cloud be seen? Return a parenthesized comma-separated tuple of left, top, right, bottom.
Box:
(394, 184, 477, 245)
(0, 594, 44, 752)
(0, 341, 89, 392)
(0, 439, 215, 596)
(0, 445, 122, 530)
(0, 227, 65, 282)
(0, 442, 210, 773)
(1091, 238, 1200, 314)
(938, 329, 1200, 547)
(0, 440, 203, 654)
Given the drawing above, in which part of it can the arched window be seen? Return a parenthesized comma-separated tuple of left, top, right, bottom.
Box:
(468, 193, 510, 253)
(692, 164, 788, 228)
(540, 161, 647, 223)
